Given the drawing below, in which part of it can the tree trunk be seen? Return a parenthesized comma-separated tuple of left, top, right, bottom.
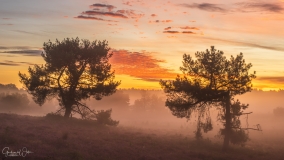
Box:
(64, 106, 72, 118)
(222, 94, 231, 151)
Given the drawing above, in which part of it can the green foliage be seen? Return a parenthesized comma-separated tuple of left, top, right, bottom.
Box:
(96, 109, 119, 126)
(19, 37, 120, 118)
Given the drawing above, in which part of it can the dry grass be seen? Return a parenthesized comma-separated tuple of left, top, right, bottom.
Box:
(0, 113, 283, 160)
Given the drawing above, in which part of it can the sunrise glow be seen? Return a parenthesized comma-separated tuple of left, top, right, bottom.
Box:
(0, 0, 283, 90)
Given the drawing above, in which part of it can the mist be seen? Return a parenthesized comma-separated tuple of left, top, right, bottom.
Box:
(1, 84, 283, 139)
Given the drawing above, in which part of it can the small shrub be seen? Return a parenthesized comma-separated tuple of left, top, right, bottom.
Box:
(273, 107, 284, 117)
(45, 112, 64, 120)
(68, 151, 84, 160)
(96, 109, 119, 126)
(62, 132, 69, 140)
(230, 129, 249, 145)
(0, 126, 17, 145)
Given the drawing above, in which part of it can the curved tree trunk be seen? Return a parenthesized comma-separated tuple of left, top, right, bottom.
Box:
(64, 105, 72, 118)
(223, 94, 231, 151)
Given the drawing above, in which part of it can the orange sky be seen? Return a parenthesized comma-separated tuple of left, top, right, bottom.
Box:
(0, 0, 284, 90)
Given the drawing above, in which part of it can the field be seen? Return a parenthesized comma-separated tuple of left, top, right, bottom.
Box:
(0, 113, 283, 160)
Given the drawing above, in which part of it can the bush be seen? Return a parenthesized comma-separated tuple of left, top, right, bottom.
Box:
(273, 107, 284, 117)
(96, 109, 119, 126)
(230, 129, 249, 145)
(45, 112, 64, 120)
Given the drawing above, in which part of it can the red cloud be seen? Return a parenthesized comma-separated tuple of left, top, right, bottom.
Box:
(110, 50, 177, 81)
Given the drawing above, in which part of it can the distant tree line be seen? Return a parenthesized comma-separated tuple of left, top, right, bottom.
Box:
(0, 84, 30, 112)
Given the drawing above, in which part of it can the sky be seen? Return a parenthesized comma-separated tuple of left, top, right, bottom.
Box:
(0, 0, 284, 90)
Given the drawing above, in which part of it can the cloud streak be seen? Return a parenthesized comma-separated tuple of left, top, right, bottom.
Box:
(90, 3, 115, 11)
(180, 3, 227, 12)
(164, 27, 171, 30)
(0, 50, 42, 56)
(180, 2, 284, 13)
(76, 3, 144, 22)
(180, 26, 199, 30)
(0, 46, 32, 50)
(0, 62, 20, 66)
(182, 31, 195, 34)
(13, 30, 42, 36)
(74, 15, 118, 22)
(202, 37, 284, 52)
(0, 60, 34, 66)
(163, 31, 179, 34)
(163, 30, 196, 34)
(256, 76, 284, 84)
(82, 11, 128, 18)
(236, 2, 284, 13)
(149, 20, 172, 23)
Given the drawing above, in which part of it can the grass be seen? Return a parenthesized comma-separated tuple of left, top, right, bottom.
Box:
(0, 113, 283, 160)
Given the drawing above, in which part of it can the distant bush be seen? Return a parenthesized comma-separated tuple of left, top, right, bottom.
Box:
(230, 129, 249, 145)
(273, 107, 284, 117)
(46, 111, 119, 127)
(45, 112, 64, 120)
(96, 109, 119, 126)
(0, 92, 30, 112)
(0, 83, 18, 91)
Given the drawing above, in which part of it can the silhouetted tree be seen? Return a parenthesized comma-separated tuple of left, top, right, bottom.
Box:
(19, 38, 120, 118)
(218, 99, 250, 145)
(160, 46, 256, 150)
